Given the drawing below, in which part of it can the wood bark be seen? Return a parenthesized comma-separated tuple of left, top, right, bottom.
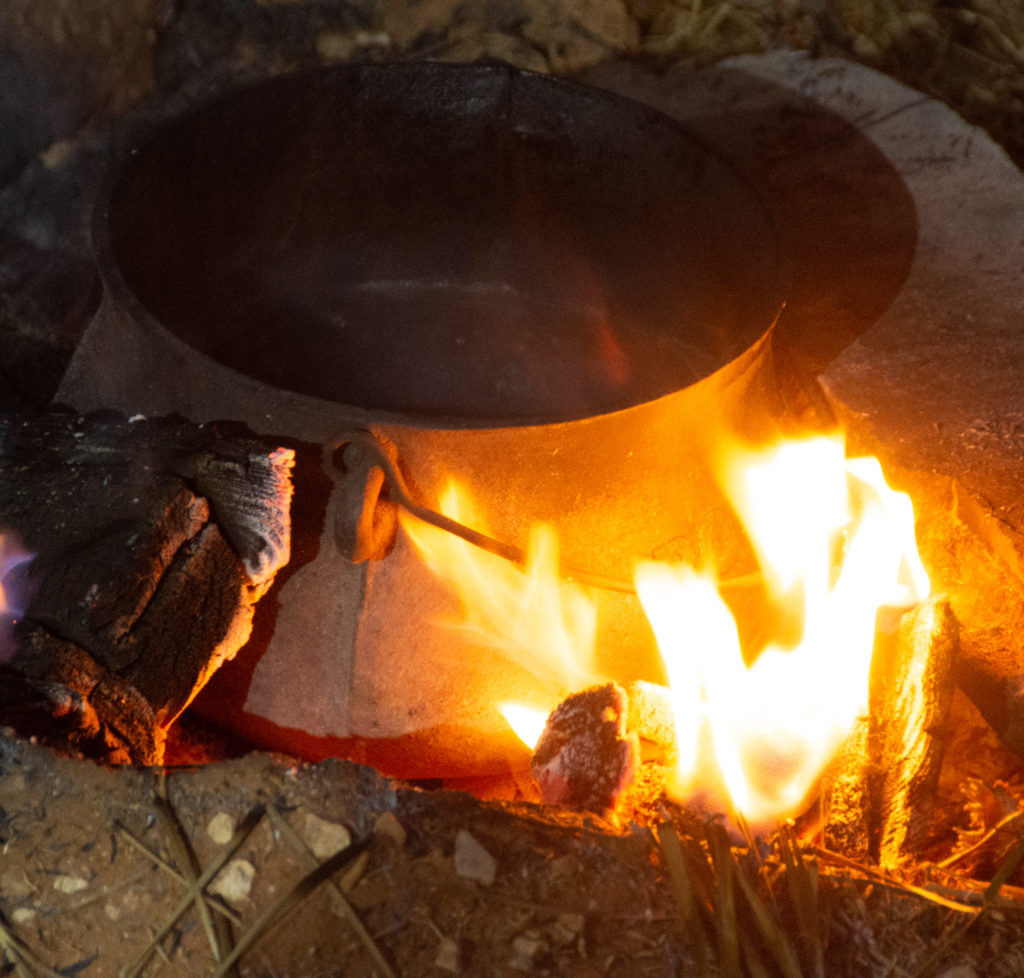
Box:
(819, 597, 959, 866)
(869, 596, 959, 867)
(0, 406, 293, 764)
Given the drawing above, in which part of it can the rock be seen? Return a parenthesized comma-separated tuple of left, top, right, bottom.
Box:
(373, 811, 407, 847)
(208, 858, 255, 903)
(453, 830, 497, 886)
(303, 811, 351, 860)
(435, 935, 461, 973)
(207, 811, 236, 846)
(509, 931, 544, 971)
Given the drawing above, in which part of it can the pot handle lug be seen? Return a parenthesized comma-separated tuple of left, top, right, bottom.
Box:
(323, 430, 400, 563)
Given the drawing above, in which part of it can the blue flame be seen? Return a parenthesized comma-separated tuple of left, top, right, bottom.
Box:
(0, 534, 33, 663)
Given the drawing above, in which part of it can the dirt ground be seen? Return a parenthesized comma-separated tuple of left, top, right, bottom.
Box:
(4, 2, 1024, 976)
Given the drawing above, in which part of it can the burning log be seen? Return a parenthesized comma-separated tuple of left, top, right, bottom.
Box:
(822, 596, 960, 865)
(532, 595, 959, 866)
(869, 595, 959, 868)
(0, 406, 293, 764)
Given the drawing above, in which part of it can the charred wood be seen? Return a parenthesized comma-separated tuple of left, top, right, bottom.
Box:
(0, 405, 293, 764)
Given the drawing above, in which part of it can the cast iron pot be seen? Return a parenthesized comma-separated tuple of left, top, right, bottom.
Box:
(59, 61, 794, 775)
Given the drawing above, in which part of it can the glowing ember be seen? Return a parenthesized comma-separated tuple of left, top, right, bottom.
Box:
(402, 432, 929, 826)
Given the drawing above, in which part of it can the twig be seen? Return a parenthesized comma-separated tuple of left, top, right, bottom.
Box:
(810, 847, 980, 915)
(0, 918, 65, 978)
(154, 795, 236, 972)
(778, 824, 824, 978)
(707, 822, 743, 978)
(937, 809, 1024, 870)
(209, 834, 373, 978)
(652, 820, 712, 976)
(984, 830, 1024, 902)
(265, 805, 396, 978)
(123, 805, 265, 978)
(115, 824, 242, 925)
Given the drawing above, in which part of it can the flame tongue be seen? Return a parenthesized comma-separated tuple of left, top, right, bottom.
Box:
(0, 533, 33, 663)
(399, 482, 598, 692)
(636, 434, 930, 824)
(401, 431, 928, 826)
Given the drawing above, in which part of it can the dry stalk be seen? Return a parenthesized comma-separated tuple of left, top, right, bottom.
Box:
(0, 918, 65, 978)
(123, 803, 265, 978)
(264, 804, 396, 978)
(208, 834, 373, 978)
(115, 825, 242, 926)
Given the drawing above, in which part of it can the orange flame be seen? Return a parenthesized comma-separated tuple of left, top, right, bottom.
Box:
(399, 482, 598, 693)
(401, 433, 928, 826)
(636, 434, 929, 823)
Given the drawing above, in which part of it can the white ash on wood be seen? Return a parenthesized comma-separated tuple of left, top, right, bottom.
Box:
(531, 682, 638, 815)
(0, 406, 293, 764)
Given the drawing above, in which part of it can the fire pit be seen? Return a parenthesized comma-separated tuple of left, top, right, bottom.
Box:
(6, 30, 1024, 974)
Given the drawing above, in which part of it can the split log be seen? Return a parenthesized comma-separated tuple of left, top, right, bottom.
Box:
(869, 596, 959, 868)
(820, 716, 871, 858)
(0, 405, 293, 764)
(823, 596, 959, 865)
(819, 598, 959, 866)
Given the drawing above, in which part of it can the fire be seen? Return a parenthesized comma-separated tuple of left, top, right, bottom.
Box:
(637, 435, 929, 824)
(0, 533, 32, 663)
(398, 482, 599, 692)
(499, 702, 548, 751)
(401, 432, 929, 826)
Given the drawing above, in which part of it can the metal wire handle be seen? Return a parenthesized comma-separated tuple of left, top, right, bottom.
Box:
(325, 430, 640, 593)
(325, 431, 776, 596)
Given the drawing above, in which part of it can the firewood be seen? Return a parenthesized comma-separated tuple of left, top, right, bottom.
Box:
(819, 715, 871, 858)
(869, 596, 959, 868)
(0, 405, 293, 763)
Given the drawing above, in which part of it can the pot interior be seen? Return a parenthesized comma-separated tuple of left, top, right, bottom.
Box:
(104, 62, 785, 422)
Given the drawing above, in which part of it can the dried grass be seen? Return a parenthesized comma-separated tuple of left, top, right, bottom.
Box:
(653, 809, 1024, 978)
(631, 0, 1024, 168)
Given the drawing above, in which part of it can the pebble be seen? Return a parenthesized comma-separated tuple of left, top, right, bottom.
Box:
(209, 859, 256, 903)
(52, 875, 88, 895)
(453, 830, 497, 885)
(435, 935, 461, 973)
(207, 811, 236, 846)
(303, 811, 351, 860)
(373, 811, 407, 846)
